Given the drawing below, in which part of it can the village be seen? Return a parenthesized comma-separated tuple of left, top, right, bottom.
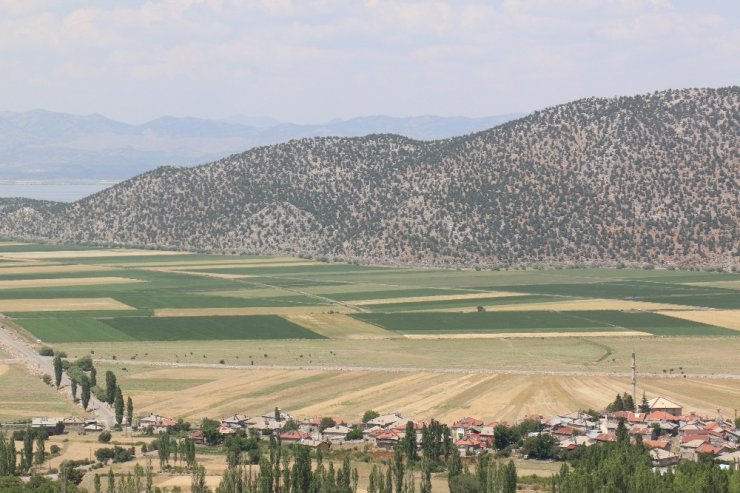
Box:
(23, 394, 740, 474)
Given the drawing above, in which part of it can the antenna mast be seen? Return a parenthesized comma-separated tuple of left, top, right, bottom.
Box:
(631, 352, 637, 409)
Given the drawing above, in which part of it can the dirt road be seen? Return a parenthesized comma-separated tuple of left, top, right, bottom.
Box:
(0, 320, 116, 429)
(90, 357, 740, 380)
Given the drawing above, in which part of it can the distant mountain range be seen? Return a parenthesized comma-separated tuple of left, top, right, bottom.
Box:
(0, 110, 523, 180)
(1, 87, 737, 268)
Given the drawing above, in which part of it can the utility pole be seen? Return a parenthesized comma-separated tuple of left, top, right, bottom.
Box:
(631, 352, 637, 408)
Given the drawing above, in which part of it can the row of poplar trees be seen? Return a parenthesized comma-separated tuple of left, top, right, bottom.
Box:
(53, 353, 134, 426)
(0, 429, 47, 476)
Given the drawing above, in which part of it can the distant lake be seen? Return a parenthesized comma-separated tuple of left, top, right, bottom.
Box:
(0, 182, 116, 202)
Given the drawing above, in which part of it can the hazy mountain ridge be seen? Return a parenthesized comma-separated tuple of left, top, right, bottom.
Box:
(0, 110, 522, 180)
(1, 87, 737, 268)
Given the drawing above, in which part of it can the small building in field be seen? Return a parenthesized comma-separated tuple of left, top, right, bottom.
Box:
(139, 413, 176, 433)
(31, 417, 63, 434)
(322, 425, 351, 442)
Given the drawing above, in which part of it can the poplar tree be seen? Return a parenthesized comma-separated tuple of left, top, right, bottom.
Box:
(22, 428, 33, 473)
(105, 371, 117, 404)
(81, 375, 91, 410)
(126, 396, 134, 427)
(114, 386, 124, 425)
(53, 355, 63, 388)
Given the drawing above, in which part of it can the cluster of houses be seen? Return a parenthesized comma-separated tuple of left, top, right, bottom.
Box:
(448, 397, 739, 469)
(30, 396, 739, 470)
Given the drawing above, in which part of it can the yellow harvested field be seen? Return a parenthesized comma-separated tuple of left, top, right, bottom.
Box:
(685, 280, 740, 290)
(120, 366, 740, 424)
(0, 297, 134, 312)
(285, 313, 397, 339)
(351, 291, 525, 306)
(658, 310, 740, 331)
(155, 306, 356, 317)
(0, 277, 144, 290)
(0, 249, 191, 260)
(426, 298, 697, 312)
(0, 264, 113, 275)
(403, 331, 650, 339)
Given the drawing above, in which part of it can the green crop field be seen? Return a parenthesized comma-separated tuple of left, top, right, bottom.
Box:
(1, 243, 738, 348)
(103, 315, 324, 340)
(353, 310, 737, 336)
(16, 315, 325, 342)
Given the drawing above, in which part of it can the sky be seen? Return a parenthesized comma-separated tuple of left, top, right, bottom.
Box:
(0, 0, 738, 124)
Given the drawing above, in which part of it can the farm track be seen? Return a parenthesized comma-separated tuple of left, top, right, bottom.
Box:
(89, 357, 740, 380)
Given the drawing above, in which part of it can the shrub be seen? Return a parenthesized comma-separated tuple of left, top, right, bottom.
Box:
(38, 347, 54, 357)
(98, 431, 112, 443)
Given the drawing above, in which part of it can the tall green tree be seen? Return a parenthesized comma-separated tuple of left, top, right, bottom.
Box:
(90, 366, 97, 387)
(81, 375, 91, 410)
(392, 447, 404, 493)
(21, 427, 33, 473)
(105, 371, 117, 404)
(53, 355, 63, 388)
(71, 377, 78, 401)
(34, 434, 45, 465)
(126, 396, 134, 427)
(402, 421, 417, 463)
(114, 386, 124, 425)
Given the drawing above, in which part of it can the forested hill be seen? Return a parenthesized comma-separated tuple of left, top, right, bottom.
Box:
(1, 87, 738, 268)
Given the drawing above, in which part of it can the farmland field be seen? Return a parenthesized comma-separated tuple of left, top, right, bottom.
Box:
(1, 242, 739, 424)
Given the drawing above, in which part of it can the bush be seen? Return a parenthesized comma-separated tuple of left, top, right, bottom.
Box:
(50, 445, 61, 455)
(42, 374, 53, 386)
(38, 347, 54, 357)
(98, 431, 112, 443)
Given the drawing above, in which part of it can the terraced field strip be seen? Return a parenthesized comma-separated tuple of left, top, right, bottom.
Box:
(0, 249, 192, 260)
(146, 269, 257, 280)
(99, 256, 299, 268)
(155, 305, 358, 317)
(0, 276, 144, 289)
(186, 261, 323, 271)
(284, 313, 398, 339)
(433, 298, 698, 313)
(657, 310, 740, 331)
(684, 280, 740, 290)
(0, 264, 114, 275)
(0, 297, 135, 312)
(403, 331, 650, 339)
(350, 291, 525, 305)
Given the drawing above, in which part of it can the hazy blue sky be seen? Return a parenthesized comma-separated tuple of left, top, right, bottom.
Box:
(1, 0, 737, 123)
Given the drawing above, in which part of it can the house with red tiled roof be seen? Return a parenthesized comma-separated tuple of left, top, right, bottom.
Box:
(595, 433, 617, 443)
(552, 426, 577, 437)
(643, 439, 670, 450)
(139, 413, 176, 433)
(279, 430, 311, 443)
(456, 435, 483, 456)
(452, 417, 484, 439)
(696, 443, 727, 457)
(374, 430, 403, 450)
(629, 425, 654, 441)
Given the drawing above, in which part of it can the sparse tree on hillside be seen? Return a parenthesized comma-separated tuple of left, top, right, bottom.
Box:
(105, 371, 117, 404)
(53, 355, 63, 388)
